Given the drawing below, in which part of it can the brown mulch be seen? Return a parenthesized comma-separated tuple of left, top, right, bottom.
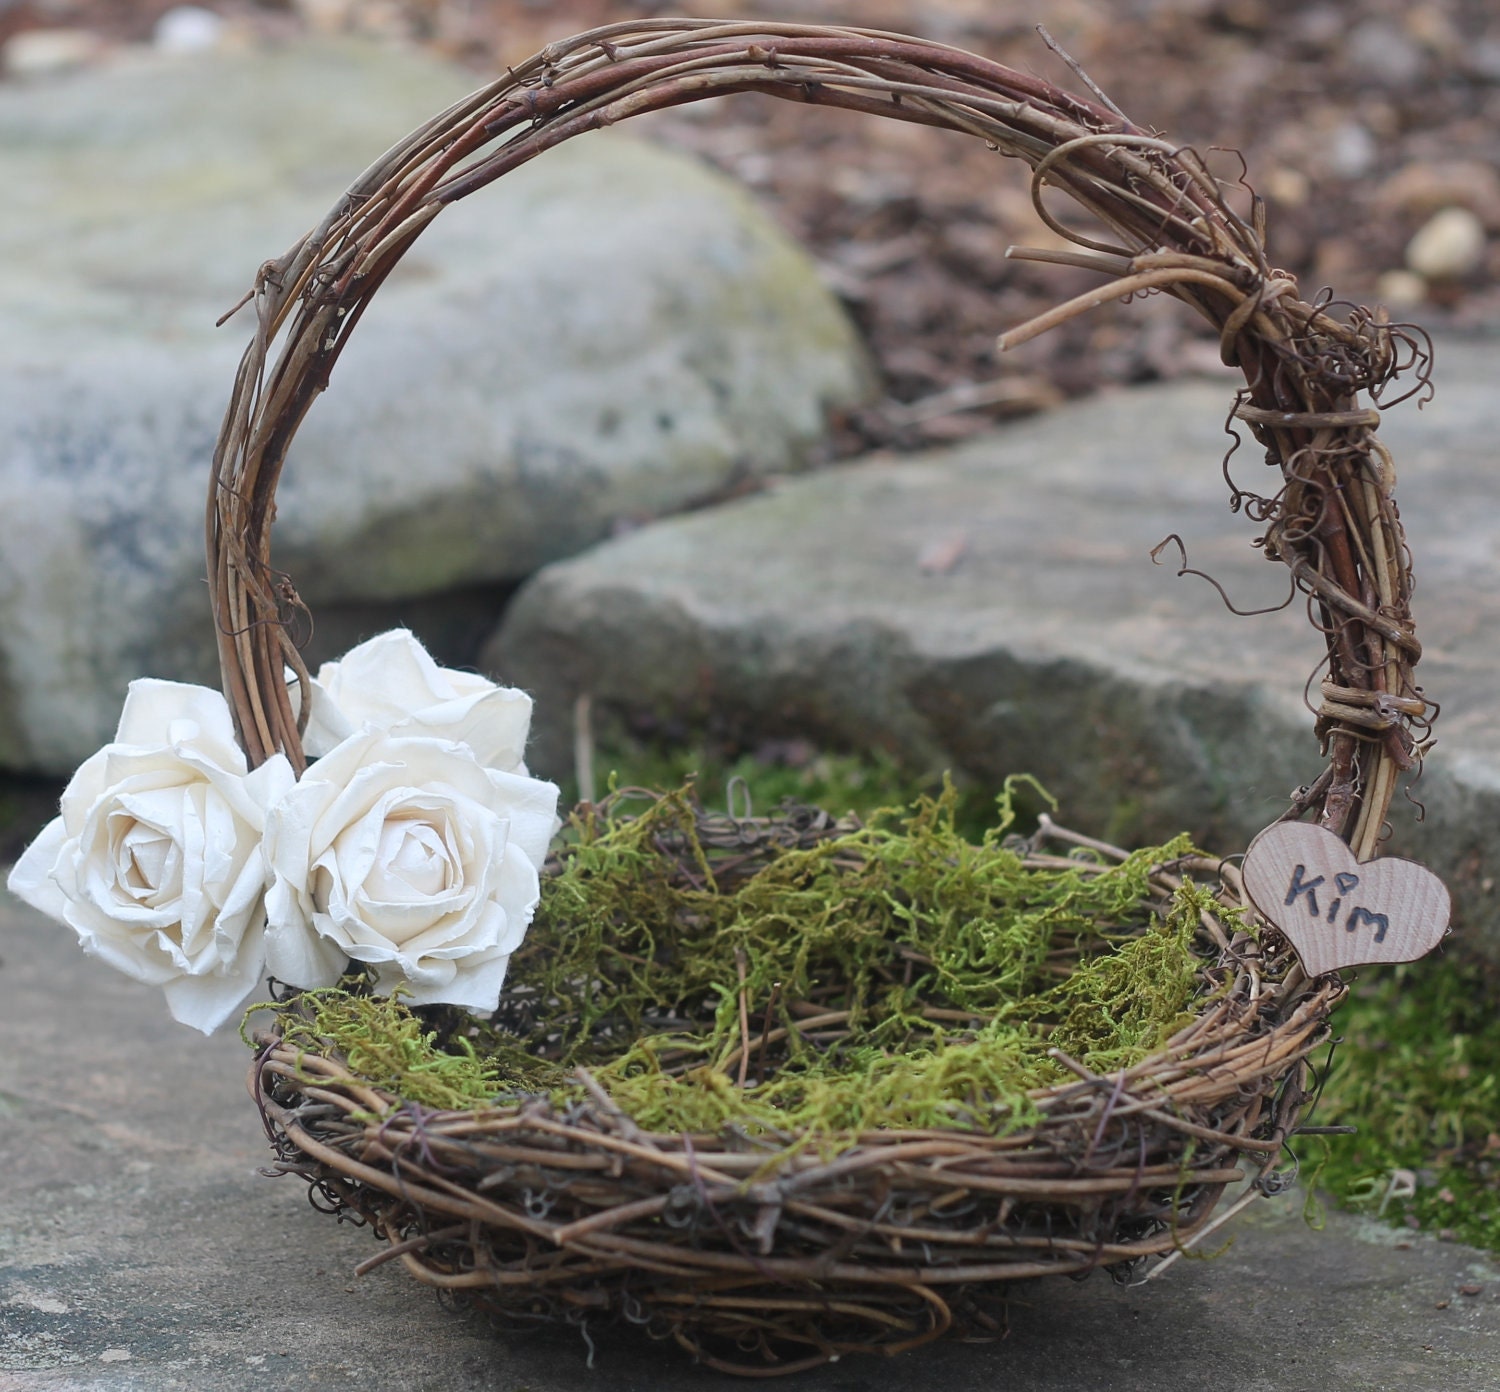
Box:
(7, 0, 1499, 449)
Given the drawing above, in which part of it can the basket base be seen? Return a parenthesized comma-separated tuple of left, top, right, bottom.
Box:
(255, 1025, 1328, 1376)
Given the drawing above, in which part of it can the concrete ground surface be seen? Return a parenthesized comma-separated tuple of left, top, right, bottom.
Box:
(4, 892, 1498, 1391)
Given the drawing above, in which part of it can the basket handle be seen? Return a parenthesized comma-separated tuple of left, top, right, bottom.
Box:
(207, 18, 1431, 857)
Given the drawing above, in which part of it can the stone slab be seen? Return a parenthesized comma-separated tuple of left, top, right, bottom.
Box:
(0, 38, 870, 776)
(3, 889, 1499, 1391)
(487, 332, 1500, 960)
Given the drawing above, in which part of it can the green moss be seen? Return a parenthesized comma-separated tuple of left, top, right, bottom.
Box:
(1296, 954, 1500, 1252)
(271, 780, 1209, 1142)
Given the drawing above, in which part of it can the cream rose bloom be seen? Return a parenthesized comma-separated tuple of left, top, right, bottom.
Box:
(262, 727, 558, 1011)
(6, 681, 295, 1033)
(300, 629, 532, 773)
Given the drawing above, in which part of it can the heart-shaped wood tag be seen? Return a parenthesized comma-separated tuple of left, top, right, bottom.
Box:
(1241, 822, 1450, 977)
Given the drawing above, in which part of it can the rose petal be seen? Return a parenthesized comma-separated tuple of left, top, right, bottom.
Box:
(328, 794, 401, 896)
(383, 945, 511, 1012)
(347, 893, 468, 945)
(396, 687, 532, 771)
(318, 630, 454, 712)
(197, 782, 241, 903)
(161, 970, 261, 1034)
(262, 779, 318, 896)
(171, 784, 209, 951)
(489, 844, 541, 957)
(311, 630, 534, 772)
(56, 748, 113, 833)
(6, 816, 71, 922)
(368, 819, 451, 901)
(483, 768, 560, 869)
(160, 920, 267, 1034)
(244, 753, 298, 815)
(66, 901, 181, 985)
(114, 679, 243, 767)
(115, 819, 177, 904)
(264, 876, 349, 988)
(299, 676, 357, 759)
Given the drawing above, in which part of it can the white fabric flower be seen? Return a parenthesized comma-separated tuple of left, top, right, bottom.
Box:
(6, 681, 295, 1034)
(300, 629, 532, 773)
(262, 727, 558, 1011)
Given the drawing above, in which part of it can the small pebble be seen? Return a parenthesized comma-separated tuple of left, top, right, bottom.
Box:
(1468, 37, 1500, 82)
(918, 532, 969, 576)
(1, 28, 103, 77)
(1347, 19, 1424, 86)
(294, 0, 355, 32)
(154, 7, 226, 55)
(1264, 167, 1309, 207)
(1376, 269, 1427, 310)
(1405, 5, 1460, 56)
(1460, 1284, 1483, 1296)
(1292, 5, 1343, 46)
(1327, 120, 1377, 179)
(1406, 207, 1487, 281)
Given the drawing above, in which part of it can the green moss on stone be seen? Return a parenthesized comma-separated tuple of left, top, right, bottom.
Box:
(1297, 954, 1500, 1252)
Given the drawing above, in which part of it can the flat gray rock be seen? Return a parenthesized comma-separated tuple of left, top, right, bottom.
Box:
(488, 332, 1500, 960)
(0, 39, 870, 776)
(3, 888, 1498, 1391)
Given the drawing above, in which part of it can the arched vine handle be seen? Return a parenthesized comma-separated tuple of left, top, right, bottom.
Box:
(207, 17, 1432, 857)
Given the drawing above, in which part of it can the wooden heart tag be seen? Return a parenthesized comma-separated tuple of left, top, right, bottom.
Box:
(1241, 822, 1450, 977)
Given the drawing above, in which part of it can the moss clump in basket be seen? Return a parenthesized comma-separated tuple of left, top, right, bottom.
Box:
(271, 782, 1225, 1140)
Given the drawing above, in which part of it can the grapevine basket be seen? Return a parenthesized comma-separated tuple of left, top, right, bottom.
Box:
(225, 18, 1434, 1377)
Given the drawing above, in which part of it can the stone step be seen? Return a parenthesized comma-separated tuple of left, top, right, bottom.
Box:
(488, 332, 1500, 961)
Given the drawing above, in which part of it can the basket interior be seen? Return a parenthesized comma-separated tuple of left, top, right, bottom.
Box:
(270, 785, 1238, 1139)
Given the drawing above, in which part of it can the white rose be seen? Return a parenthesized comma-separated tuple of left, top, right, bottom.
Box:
(6, 681, 295, 1034)
(262, 728, 559, 1011)
(300, 629, 533, 773)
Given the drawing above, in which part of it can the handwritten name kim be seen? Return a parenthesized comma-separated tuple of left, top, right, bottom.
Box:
(1283, 864, 1389, 942)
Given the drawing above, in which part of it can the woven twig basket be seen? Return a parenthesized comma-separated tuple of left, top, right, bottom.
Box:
(226, 19, 1432, 1376)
